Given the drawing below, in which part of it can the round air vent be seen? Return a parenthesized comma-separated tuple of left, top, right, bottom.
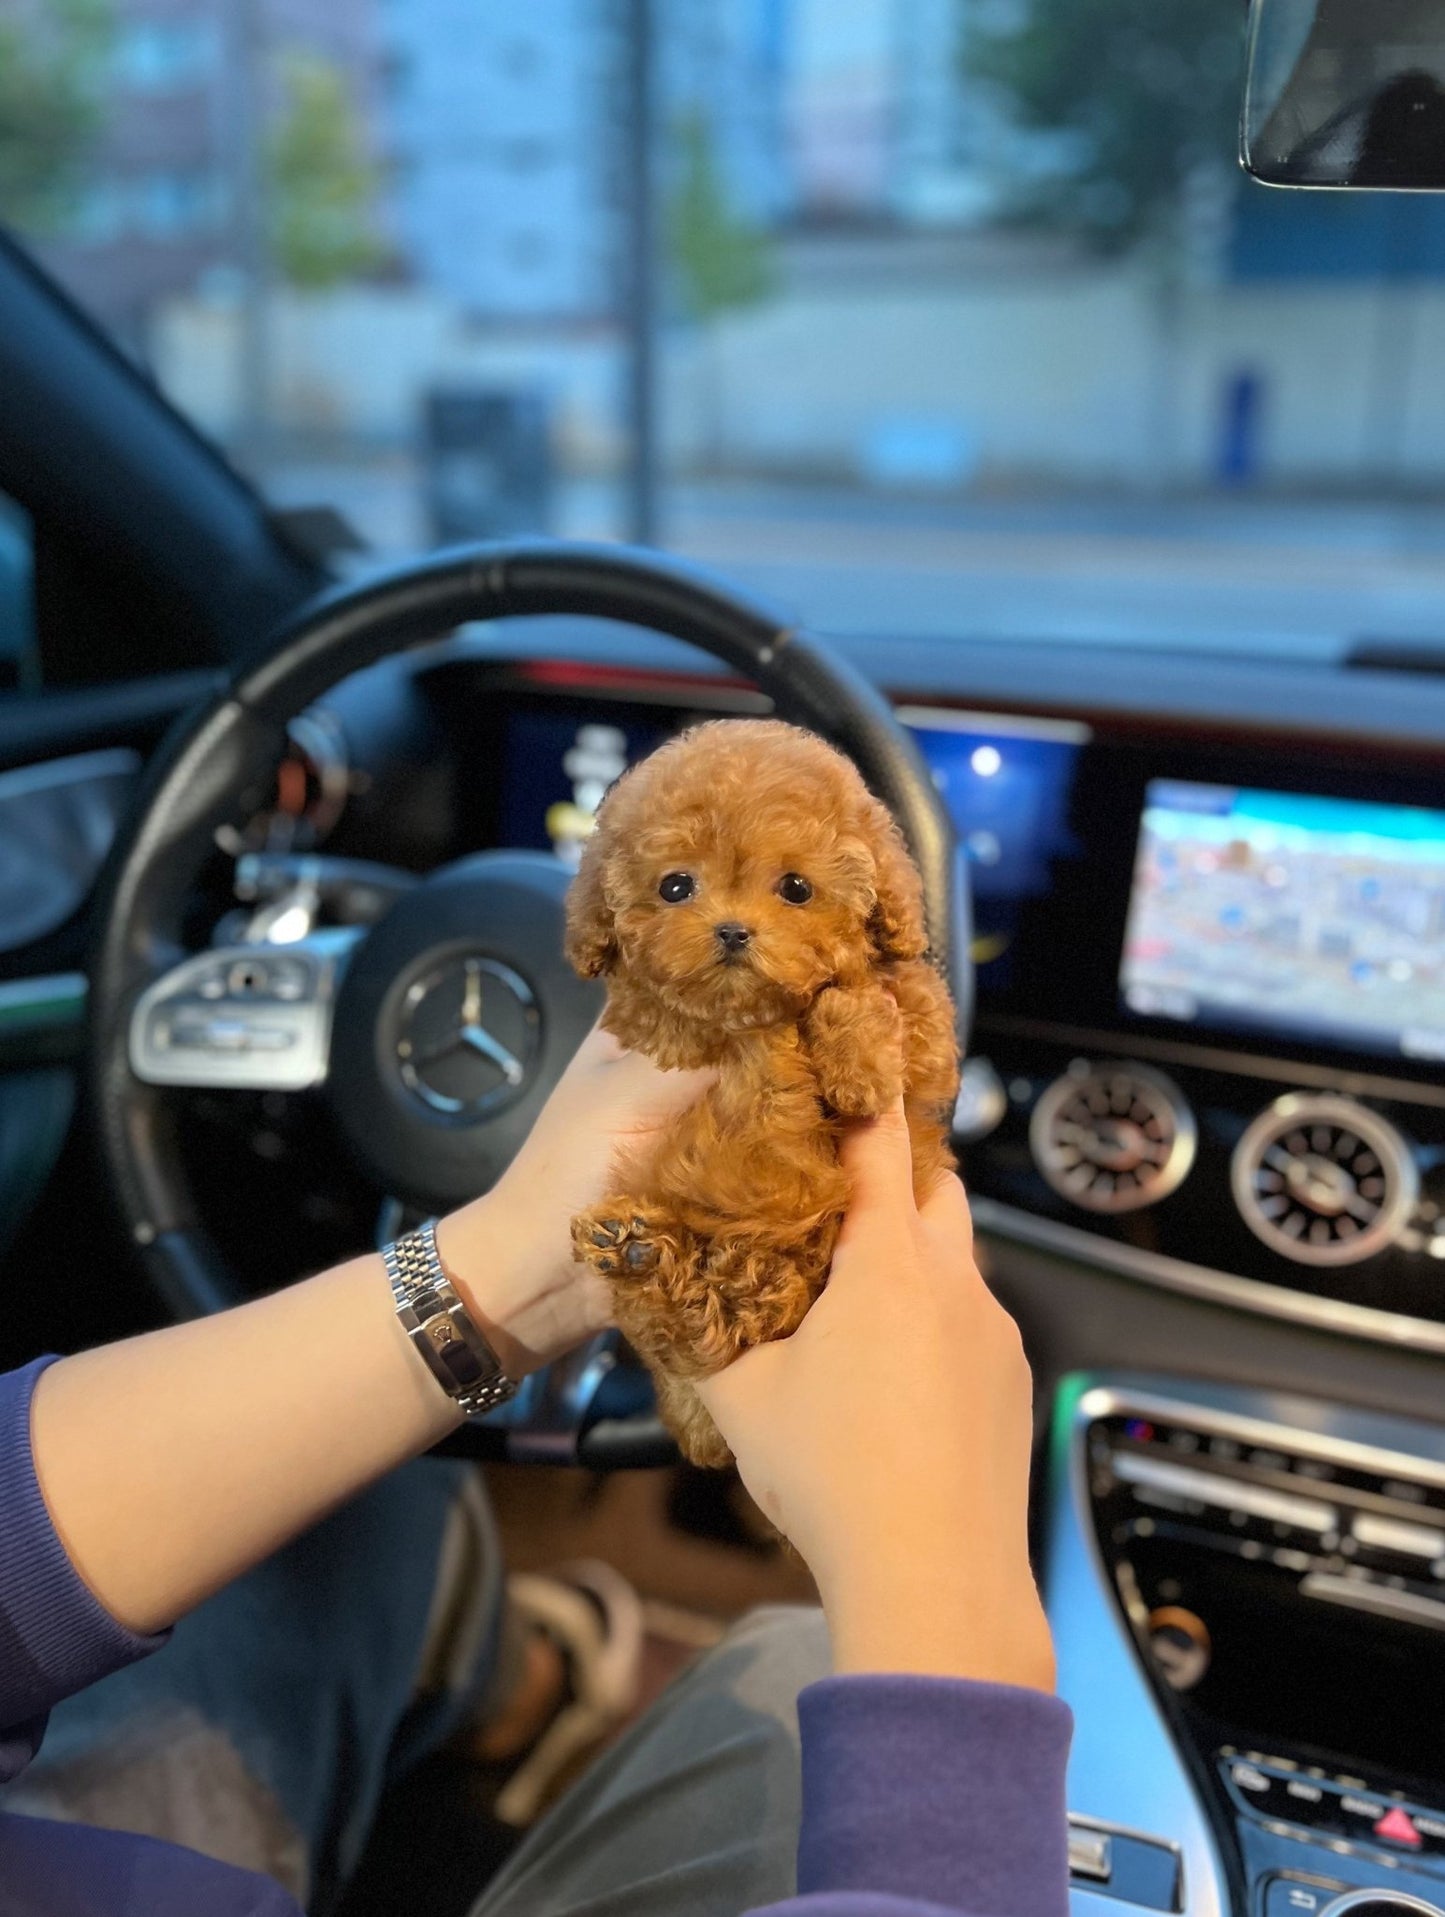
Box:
(1231, 1094, 1418, 1268)
(1030, 1062, 1196, 1213)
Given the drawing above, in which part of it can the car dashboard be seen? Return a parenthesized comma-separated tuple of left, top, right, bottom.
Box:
(280, 628, 1445, 1370)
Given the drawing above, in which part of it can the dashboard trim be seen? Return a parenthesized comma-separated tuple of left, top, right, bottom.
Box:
(0, 971, 87, 1024)
(974, 1195, 1445, 1358)
(1047, 1375, 1228, 1917)
(977, 1013, 1445, 1114)
(0, 746, 140, 802)
(513, 657, 772, 713)
(894, 702, 1093, 745)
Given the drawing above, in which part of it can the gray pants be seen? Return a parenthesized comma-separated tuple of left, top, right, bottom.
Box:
(472, 1605, 832, 1917)
(7, 1458, 832, 1915)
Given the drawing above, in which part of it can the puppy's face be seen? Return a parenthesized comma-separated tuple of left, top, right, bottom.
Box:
(613, 804, 875, 1029)
(567, 722, 926, 1035)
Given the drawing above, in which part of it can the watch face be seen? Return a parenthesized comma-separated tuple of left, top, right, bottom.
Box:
(431, 1323, 489, 1392)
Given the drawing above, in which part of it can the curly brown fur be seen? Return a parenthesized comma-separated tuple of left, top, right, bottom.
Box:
(565, 718, 960, 1467)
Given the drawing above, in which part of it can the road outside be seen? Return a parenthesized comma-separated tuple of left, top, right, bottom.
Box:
(257, 455, 1445, 662)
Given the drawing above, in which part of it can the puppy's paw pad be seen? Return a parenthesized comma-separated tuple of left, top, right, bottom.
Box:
(572, 1205, 666, 1278)
(605, 1213, 663, 1275)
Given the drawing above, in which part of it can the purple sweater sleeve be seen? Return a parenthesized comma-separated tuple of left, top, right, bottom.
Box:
(0, 1357, 168, 1783)
(747, 1672, 1074, 1917)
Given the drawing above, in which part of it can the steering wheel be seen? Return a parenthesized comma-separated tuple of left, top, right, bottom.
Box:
(89, 542, 971, 1467)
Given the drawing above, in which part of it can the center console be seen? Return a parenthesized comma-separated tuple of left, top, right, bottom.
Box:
(1050, 1375, 1445, 1917)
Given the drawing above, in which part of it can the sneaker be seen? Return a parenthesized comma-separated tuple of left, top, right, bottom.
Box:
(490, 1559, 644, 1827)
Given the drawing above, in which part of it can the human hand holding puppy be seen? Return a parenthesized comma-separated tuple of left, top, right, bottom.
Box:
(700, 1101, 1056, 1696)
(448, 998, 1050, 1694)
(436, 1022, 716, 1376)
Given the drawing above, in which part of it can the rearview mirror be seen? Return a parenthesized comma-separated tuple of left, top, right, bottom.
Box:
(1243, 0, 1445, 188)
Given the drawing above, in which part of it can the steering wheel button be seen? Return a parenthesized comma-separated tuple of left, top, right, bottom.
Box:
(204, 1019, 252, 1050)
(268, 960, 309, 1001)
(246, 1026, 297, 1052)
(167, 1013, 215, 1047)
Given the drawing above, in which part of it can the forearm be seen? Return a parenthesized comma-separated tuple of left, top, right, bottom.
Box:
(29, 1204, 519, 1636)
(23, 1026, 712, 1643)
(823, 1559, 1056, 1694)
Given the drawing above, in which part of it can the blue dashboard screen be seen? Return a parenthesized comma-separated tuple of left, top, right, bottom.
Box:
(902, 710, 1087, 978)
(496, 708, 668, 867)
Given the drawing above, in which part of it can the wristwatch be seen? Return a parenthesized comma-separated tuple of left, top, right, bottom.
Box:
(382, 1219, 518, 1417)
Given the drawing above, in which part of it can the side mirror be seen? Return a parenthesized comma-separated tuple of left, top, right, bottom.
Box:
(1243, 0, 1445, 188)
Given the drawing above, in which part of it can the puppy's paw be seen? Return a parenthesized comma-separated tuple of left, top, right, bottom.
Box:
(570, 1203, 669, 1277)
(805, 984, 904, 1115)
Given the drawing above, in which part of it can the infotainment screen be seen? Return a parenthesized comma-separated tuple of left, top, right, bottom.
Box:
(1121, 780, 1445, 1059)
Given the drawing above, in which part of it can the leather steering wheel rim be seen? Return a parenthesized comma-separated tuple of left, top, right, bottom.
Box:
(89, 541, 971, 1452)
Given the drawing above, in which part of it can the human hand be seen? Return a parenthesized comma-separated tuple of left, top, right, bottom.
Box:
(437, 1022, 715, 1377)
(697, 1102, 1055, 1693)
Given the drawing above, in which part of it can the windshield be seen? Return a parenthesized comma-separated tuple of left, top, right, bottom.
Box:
(5, 0, 1445, 659)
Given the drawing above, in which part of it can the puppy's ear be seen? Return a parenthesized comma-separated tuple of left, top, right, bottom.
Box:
(865, 800, 929, 962)
(564, 815, 618, 979)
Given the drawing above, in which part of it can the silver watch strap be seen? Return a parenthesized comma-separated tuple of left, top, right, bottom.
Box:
(383, 1219, 517, 1417)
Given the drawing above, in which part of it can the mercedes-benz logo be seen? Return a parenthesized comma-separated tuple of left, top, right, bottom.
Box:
(396, 955, 539, 1118)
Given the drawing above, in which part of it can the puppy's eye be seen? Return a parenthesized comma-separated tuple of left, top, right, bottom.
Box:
(777, 873, 813, 905)
(658, 872, 696, 904)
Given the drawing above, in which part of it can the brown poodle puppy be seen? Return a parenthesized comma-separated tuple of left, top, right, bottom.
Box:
(565, 718, 960, 1467)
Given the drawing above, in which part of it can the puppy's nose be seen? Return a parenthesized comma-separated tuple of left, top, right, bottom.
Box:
(714, 921, 752, 953)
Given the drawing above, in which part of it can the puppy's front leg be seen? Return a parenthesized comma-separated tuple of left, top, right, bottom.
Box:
(802, 980, 904, 1116)
(885, 957, 961, 1105)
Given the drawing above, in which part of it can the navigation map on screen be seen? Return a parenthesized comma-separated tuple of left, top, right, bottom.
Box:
(1120, 781, 1445, 1059)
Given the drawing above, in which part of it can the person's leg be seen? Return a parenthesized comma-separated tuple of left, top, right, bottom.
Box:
(5, 1458, 504, 1914)
(470, 1604, 832, 1917)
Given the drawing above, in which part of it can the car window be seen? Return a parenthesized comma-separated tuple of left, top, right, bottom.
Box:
(3, 2, 1445, 659)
